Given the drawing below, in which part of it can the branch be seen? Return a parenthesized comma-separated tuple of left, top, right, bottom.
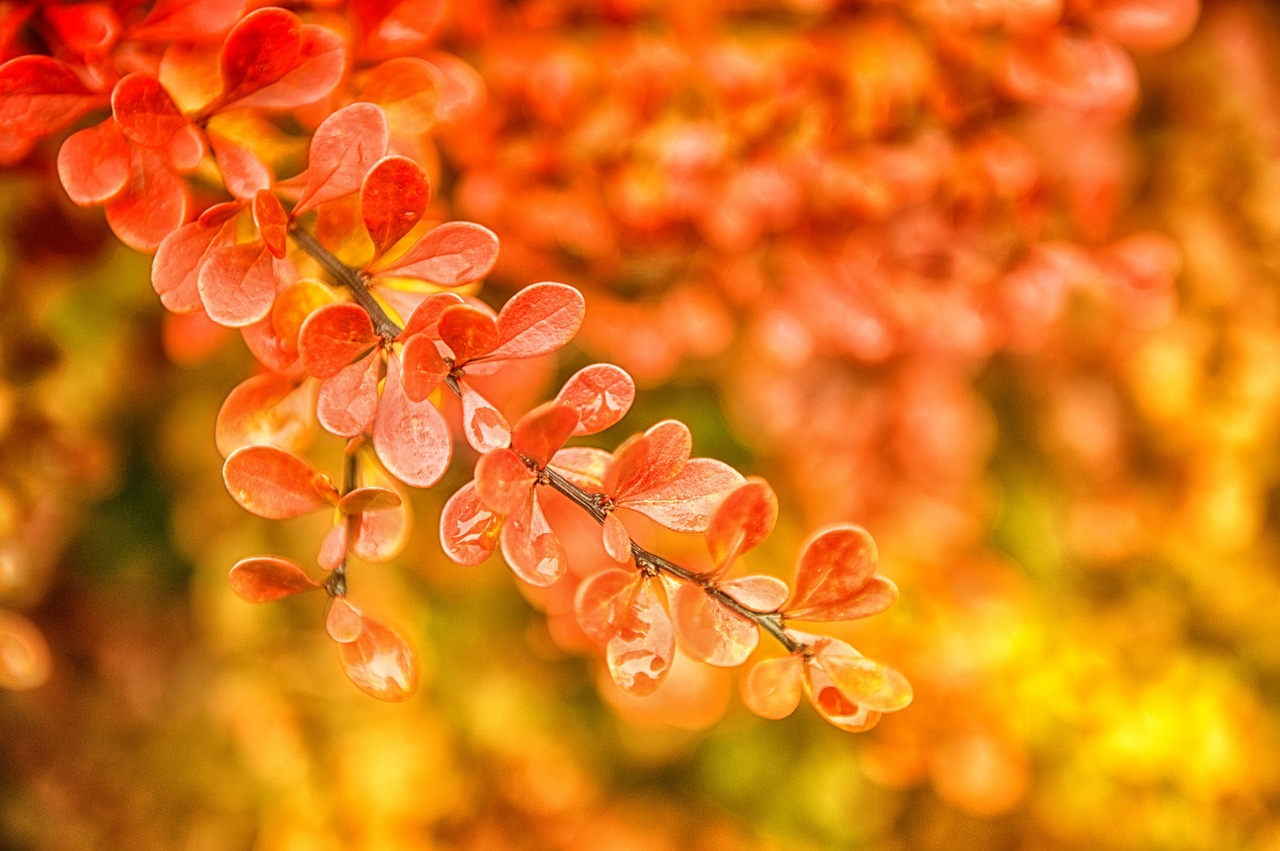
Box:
(288, 224, 403, 339)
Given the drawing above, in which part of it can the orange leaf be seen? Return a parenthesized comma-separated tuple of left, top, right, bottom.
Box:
(228, 556, 321, 603)
(371, 221, 499, 286)
(458, 381, 510, 454)
(787, 525, 887, 621)
(222, 445, 335, 518)
(0, 55, 104, 138)
(292, 102, 389, 216)
(215, 373, 316, 457)
(57, 119, 130, 206)
(439, 481, 500, 565)
(252, 189, 288, 258)
(209, 131, 272, 200)
(111, 73, 186, 148)
(351, 0, 446, 63)
(338, 613, 418, 701)
(151, 210, 237, 313)
(511, 403, 579, 468)
(105, 146, 189, 252)
(217, 8, 345, 111)
(607, 419, 690, 499)
(298, 303, 378, 378)
(574, 568, 636, 643)
(489, 282, 584, 361)
(672, 584, 757, 667)
(325, 596, 363, 643)
(722, 575, 789, 612)
(361, 155, 430, 260)
(499, 488, 567, 586)
(602, 512, 631, 564)
(372, 355, 452, 487)
(706, 478, 778, 573)
(619, 457, 743, 533)
(741, 656, 803, 720)
(555, 363, 635, 436)
(198, 242, 286, 327)
(605, 575, 674, 697)
(474, 448, 534, 516)
(318, 351, 380, 438)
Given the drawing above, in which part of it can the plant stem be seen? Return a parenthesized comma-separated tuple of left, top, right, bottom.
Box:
(289, 221, 803, 657)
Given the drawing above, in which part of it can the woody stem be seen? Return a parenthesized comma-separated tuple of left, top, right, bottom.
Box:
(288, 224, 403, 339)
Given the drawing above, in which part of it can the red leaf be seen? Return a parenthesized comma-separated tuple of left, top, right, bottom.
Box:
(672, 584, 758, 667)
(298, 303, 378, 378)
(602, 512, 631, 563)
(318, 523, 347, 571)
(228, 556, 321, 603)
(555, 363, 634, 436)
(706, 478, 777, 573)
(215, 373, 317, 457)
(620, 458, 744, 533)
(0, 56, 104, 138)
(605, 575, 674, 697)
(458, 381, 510, 454)
(790, 576, 899, 623)
(575, 568, 637, 643)
(339, 486, 401, 513)
(474, 448, 534, 516)
(198, 242, 287, 327)
(128, 0, 248, 42)
(350, 0, 446, 63)
(607, 420, 691, 499)
(722, 575, 789, 613)
(162, 123, 205, 173)
(223, 444, 336, 518)
(787, 525, 883, 620)
(373, 356, 451, 487)
(807, 639, 912, 714)
(547, 446, 612, 490)
(438, 303, 498, 364)
(400, 334, 446, 402)
(252, 189, 289, 258)
(349, 458, 412, 563)
(489, 283, 585, 361)
(44, 3, 121, 57)
(398, 291, 463, 339)
(338, 613, 418, 701)
(57, 119, 130, 206)
(105, 146, 190, 251)
(499, 488, 567, 586)
(325, 596, 362, 642)
(361, 155, 430, 260)
(511, 403, 578, 469)
(217, 8, 345, 111)
(439, 481, 500, 565)
(241, 312, 299, 374)
(210, 132, 271, 200)
(370, 221, 499, 286)
(317, 351, 381, 437)
(741, 655, 803, 720)
(292, 103, 389, 217)
(111, 73, 186, 148)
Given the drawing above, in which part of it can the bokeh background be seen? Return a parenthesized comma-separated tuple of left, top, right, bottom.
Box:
(4, 0, 1280, 848)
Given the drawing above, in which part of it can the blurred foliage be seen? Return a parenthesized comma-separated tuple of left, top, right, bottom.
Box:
(4, 1, 1280, 850)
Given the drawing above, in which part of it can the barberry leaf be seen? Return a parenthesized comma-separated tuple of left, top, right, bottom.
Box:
(241, 312, 299, 374)
(555, 364, 635, 436)
(349, 459, 411, 563)
(607, 420, 691, 499)
(228, 556, 321, 603)
(741, 656, 803, 720)
(318, 522, 347, 571)
(400, 334, 447, 402)
(338, 486, 401, 513)
(252, 189, 288, 258)
(338, 613, 418, 701)
(474, 448, 534, 516)
(350, 0, 446, 62)
(620, 458, 745, 533)
(0, 56, 104, 137)
(317, 351, 381, 437)
(291, 103, 389, 217)
(215, 373, 317, 457)
(672, 584, 758, 667)
(298, 303, 378, 378)
(325, 596, 362, 643)
(44, 3, 121, 57)
(511, 403, 579, 468)
(223, 444, 336, 518)
(499, 488, 566, 586)
(198, 242, 286, 327)
(810, 640, 913, 714)
(439, 481, 500, 565)
(605, 575, 674, 697)
(547, 446, 612, 490)
(105, 146, 189, 251)
(787, 525, 890, 621)
(361, 155, 429, 260)
(209, 132, 271, 200)
(706, 478, 777, 573)
(458, 382, 510, 454)
(398, 291, 464, 339)
(162, 123, 205, 172)
(602, 513, 632, 563)
(272, 278, 338, 354)
(488, 282, 585, 361)
(574, 568, 636, 643)
(370, 221, 499, 286)
(438, 303, 499, 364)
(128, 0, 248, 42)
(721, 575, 789, 612)
(373, 356, 451, 487)
(151, 215, 233, 313)
(57, 119, 130, 206)
(217, 8, 345, 111)
(111, 73, 186, 148)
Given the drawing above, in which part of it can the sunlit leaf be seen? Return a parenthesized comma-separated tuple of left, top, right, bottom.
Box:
(198, 242, 289, 327)
(215, 373, 317, 457)
(620, 458, 744, 533)
(787, 525, 889, 621)
(351, 0, 446, 62)
(338, 613, 418, 701)
(399, 334, 447, 402)
(241, 311, 299, 374)
(555, 363, 635, 436)
(458, 381, 510, 454)
(111, 73, 186, 148)
(488, 282, 585, 361)
(292, 103, 390, 217)
(252, 189, 289, 258)
(721, 575, 789, 612)
(574, 568, 636, 643)
(318, 522, 347, 571)
(372, 355, 452, 487)
(512, 403, 578, 468)
(209, 131, 272, 200)
(438, 303, 499, 364)
(398, 291, 464, 339)
(706, 478, 777, 572)
(317, 351, 380, 437)
(361, 155, 430, 260)
(222, 444, 335, 518)
(605, 575, 674, 697)
(105, 146, 189, 252)
(338, 486, 401, 513)
(371, 221, 499, 286)
(325, 595, 362, 643)
(607, 420, 691, 499)
(811, 640, 913, 714)
(499, 488, 566, 586)
(439, 481, 500, 565)
(228, 556, 322, 603)
(57, 119, 130, 206)
(741, 655, 803, 720)
(548, 446, 612, 490)
(350, 459, 412, 563)
(602, 512, 632, 563)
(218, 8, 345, 111)
(162, 123, 205, 172)
(0, 55, 105, 137)
(672, 584, 758, 667)
(272, 278, 337, 354)
(151, 212, 236, 313)
(298, 303, 378, 378)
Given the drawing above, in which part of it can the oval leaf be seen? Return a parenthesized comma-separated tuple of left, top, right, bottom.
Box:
(325, 596, 363, 643)
(619, 457, 744, 533)
(489, 282, 585, 361)
(439, 481, 501, 565)
(672, 584, 758, 667)
(215, 373, 317, 457)
(512, 403, 578, 469)
(499, 489, 566, 587)
(371, 220, 499, 286)
(218, 8, 345, 111)
(706, 478, 778, 572)
(338, 613, 418, 701)
(474, 448, 534, 516)
(57, 119, 130, 206)
(299, 303, 378, 378)
(741, 656, 803, 720)
(223, 444, 335, 518)
(372, 355, 452, 487)
(605, 575, 674, 697)
(318, 351, 381, 437)
(292, 103, 389, 216)
(787, 525, 882, 620)
(112, 73, 186, 148)
(361, 155, 430, 260)
(228, 556, 321, 603)
(555, 363, 635, 436)
(198, 242, 285, 327)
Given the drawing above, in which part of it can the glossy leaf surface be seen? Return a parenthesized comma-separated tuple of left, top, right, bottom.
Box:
(325, 596, 363, 643)
(555, 364, 635, 436)
(218, 8, 345, 111)
(672, 584, 758, 667)
(105, 146, 189, 251)
(371, 221, 499, 286)
(209, 132, 271, 199)
(252, 190, 288, 258)
(620, 458, 744, 533)
(292, 103, 389, 216)
(438, 303, 499, 364)
(215, 373, 316, 457)
(57, 120, 130, 206)
(500, 489, 566, 586)
(198, 242, 286, 327)
(604, 575, 674, 697)
(511, 403, 578, 468)
(439, 481, 500, 565)
(317, 351, 380, 437)
(111, 74, 186, 148)
(488, 282, 585, 361)
(458, 382, 510, 454)
(361, 155, 429, 260)
(0, 56, 103, 136)
(299, 303, 378, 378)
(741, 655, 803, 720)
(602, 512, 632, 563)
(372, 356, 451, 487)
(787, 525, 896, 621)
(152, 214, 236, 313)
(222, 445, 335, 518)
(706, 478, 778, 572)
(228, 556, 321, 603)
(338, 614, 418, 701)
(607, 420, 691, 499)
(474, 448, 535, 516)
